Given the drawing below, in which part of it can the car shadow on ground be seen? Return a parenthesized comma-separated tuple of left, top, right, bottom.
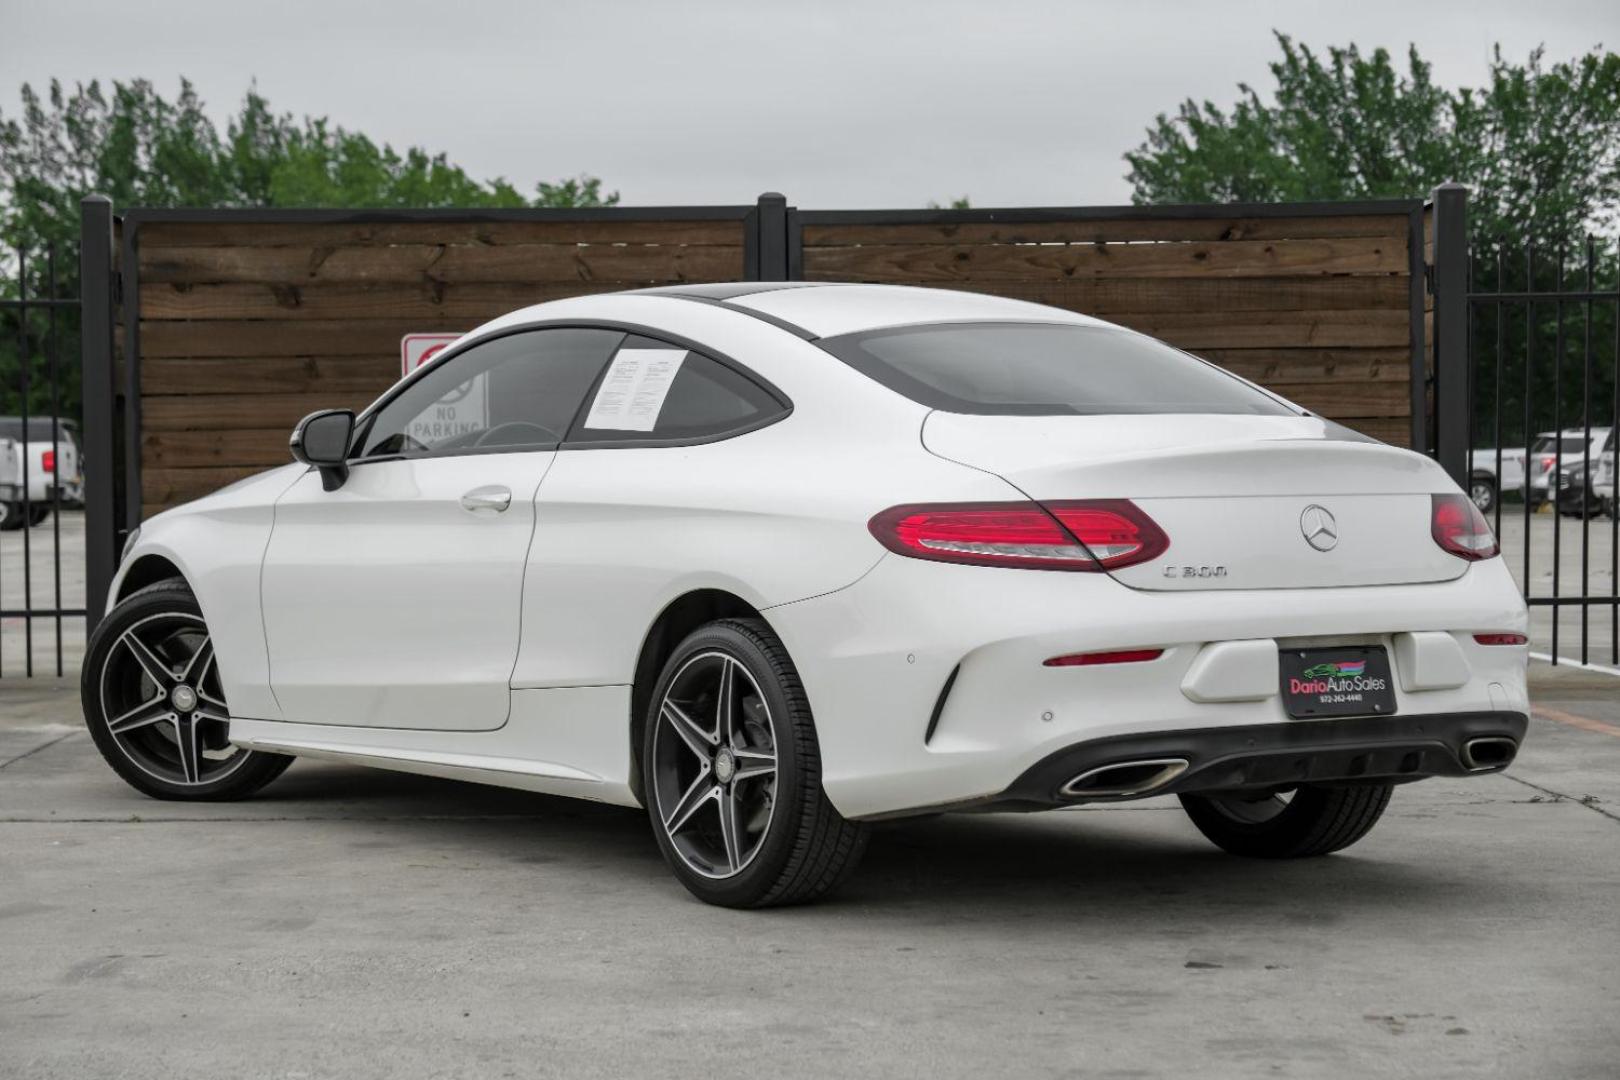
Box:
(248, 758, 1476, 922)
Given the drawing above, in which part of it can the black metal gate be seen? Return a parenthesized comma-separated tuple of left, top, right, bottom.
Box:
(0, 219, 89, 677)
(1432, 185, 1619, 667)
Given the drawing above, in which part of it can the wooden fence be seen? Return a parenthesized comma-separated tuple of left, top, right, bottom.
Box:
(114, 197, 1425, 520)
(797, 205, 1423, 448)
(124, 209, 754, 515)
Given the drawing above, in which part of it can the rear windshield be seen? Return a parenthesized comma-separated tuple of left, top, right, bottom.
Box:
(818, 322, 1299, 417)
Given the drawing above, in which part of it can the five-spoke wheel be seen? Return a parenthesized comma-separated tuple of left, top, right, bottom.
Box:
(652, 651, 779, 879)
(81, 580, 291, 800)
(643, 619, 868, 907)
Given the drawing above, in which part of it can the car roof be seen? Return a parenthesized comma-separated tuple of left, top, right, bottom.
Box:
(634, 282, 1111, 339)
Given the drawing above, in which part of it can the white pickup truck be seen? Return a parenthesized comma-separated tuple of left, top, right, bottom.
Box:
(0, 416, 81, 531)
(1466, 446, 1528, 514)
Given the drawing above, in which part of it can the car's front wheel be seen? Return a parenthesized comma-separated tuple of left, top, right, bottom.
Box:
(643, 618, 868, 908)
(1468, 473, 1496, 515)
(81, 579, 292, 800)
(1180, 783, 1393, 858)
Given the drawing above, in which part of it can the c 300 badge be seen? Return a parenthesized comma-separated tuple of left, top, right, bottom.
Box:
(1163, 565, 1228, 579)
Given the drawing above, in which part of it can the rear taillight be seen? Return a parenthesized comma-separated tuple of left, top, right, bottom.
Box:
(41, 450, 55, 473)
(1045, 501, 1170, 567)
(868, 499, 1168, 571)
(1431, 494, 1498, 561)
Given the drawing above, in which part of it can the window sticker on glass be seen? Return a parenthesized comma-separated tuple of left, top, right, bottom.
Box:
(584, 348, 688, 431)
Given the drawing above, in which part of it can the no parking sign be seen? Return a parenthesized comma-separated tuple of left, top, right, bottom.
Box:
(399, 333, 484, 447)
(400, 333, 461, 378)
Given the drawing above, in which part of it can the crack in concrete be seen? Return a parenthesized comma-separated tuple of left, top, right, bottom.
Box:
(1501, 772, 1620, 825)
(0, 730, 80, 771)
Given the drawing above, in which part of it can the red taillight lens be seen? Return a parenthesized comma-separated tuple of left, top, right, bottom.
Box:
(1538, 457, 1555, 473)
(1473, 633, 1528, 646)
(1044, 648, 1164, 667)
(1431, 494, 1498, 561)
(1046, 500, 1170, 568)
(868, 499, 1168, 572)
(41, 450, 55, 473)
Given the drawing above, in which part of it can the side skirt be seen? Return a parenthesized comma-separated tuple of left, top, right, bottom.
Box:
(229, 684, 641, 808)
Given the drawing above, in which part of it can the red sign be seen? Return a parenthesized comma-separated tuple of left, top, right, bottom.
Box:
(400, 333, 462, 378)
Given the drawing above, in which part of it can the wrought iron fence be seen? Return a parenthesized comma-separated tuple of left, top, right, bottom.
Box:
(0, 237, 86, 677)
(1434, 186, 1619, 667)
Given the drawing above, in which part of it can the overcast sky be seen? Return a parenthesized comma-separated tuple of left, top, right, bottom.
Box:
(2, 0, 1614, 208)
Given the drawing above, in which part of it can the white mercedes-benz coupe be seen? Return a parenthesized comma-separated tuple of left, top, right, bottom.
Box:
(84, 282, 1529, 907)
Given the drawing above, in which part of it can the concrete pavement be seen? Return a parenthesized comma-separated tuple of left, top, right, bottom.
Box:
(1, 666, 1617, 1080)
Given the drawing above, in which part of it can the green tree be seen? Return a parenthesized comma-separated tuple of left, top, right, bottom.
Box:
(1, 78, 618, 250)
(0, 78, 618, 416)
(1125, 36, 1620, 242)
(1125, 37, 1620, 452)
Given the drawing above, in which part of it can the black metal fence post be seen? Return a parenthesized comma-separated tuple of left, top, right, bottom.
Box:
(1432, 183, 1470, 487)
(754, 193, 790, 281)
(80, 195, 118, 625)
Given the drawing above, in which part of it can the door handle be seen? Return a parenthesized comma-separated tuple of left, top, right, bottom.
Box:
(460, 485, 512, 513)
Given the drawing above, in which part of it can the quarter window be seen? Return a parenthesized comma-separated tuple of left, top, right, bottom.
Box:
(567, 335, 785, 444)
(358, 328, 622, 459)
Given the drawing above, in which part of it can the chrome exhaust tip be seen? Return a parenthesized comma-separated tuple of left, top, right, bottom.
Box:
(1461, 736, 1518, 772)
(1060, 757, 1190, 799)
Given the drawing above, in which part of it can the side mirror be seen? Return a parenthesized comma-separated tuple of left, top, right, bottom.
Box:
(290, 409, 355, 491)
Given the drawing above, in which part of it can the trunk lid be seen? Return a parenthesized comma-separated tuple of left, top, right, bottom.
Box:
(922, 413, 1467, 591)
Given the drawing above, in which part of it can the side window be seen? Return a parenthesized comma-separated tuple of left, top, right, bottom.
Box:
(569, 335, 785, 444)
(358, 328, 622, 459)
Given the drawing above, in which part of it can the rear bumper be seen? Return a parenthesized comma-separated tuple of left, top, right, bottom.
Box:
(768, 553, 1529, 820)
(991, 710, 1527, 812)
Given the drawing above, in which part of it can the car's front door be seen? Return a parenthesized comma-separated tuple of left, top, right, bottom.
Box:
(260, 327, 622, 730)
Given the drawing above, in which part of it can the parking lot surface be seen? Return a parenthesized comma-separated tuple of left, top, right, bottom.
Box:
(2, 666, 1617, 1080)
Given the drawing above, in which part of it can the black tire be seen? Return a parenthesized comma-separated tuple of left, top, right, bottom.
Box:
(0, 502, 22, 531)
(1180, 783, 1394, 858)
(642, 618, 868, 908)
(27, 503, 50, 527)
(81, 578, 293, 801)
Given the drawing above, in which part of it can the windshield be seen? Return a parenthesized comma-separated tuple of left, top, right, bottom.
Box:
(818, 322, 1299, 417)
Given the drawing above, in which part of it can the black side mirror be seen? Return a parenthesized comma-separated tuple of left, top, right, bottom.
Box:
(290, 409, 356, 491)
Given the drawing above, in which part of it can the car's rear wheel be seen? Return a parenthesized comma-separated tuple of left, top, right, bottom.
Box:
(643, 618, 868, 908)
(1180, 783, 1393, 858)
(1468, 474, 1496, 515)
(0, 502, 22, 531)
(27, 503, 50, 526)
(81, 579, 292, 800)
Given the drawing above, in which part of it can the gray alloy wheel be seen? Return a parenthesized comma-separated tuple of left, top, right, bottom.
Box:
(82, 579, 292, 801)
(97, 610, 246, 787)
(1468, 475, 1496, 515)
(651, 649, 779, 880)
(642, 619, 868, 908)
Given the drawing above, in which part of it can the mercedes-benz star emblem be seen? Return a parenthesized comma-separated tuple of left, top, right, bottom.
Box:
(1300, 505, 1339, 552)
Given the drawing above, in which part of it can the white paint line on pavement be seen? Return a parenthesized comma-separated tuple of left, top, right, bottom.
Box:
(1529, 652, 1620, 678)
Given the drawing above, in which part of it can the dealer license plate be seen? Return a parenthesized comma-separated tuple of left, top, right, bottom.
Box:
(1279, 646, 1397, 719)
